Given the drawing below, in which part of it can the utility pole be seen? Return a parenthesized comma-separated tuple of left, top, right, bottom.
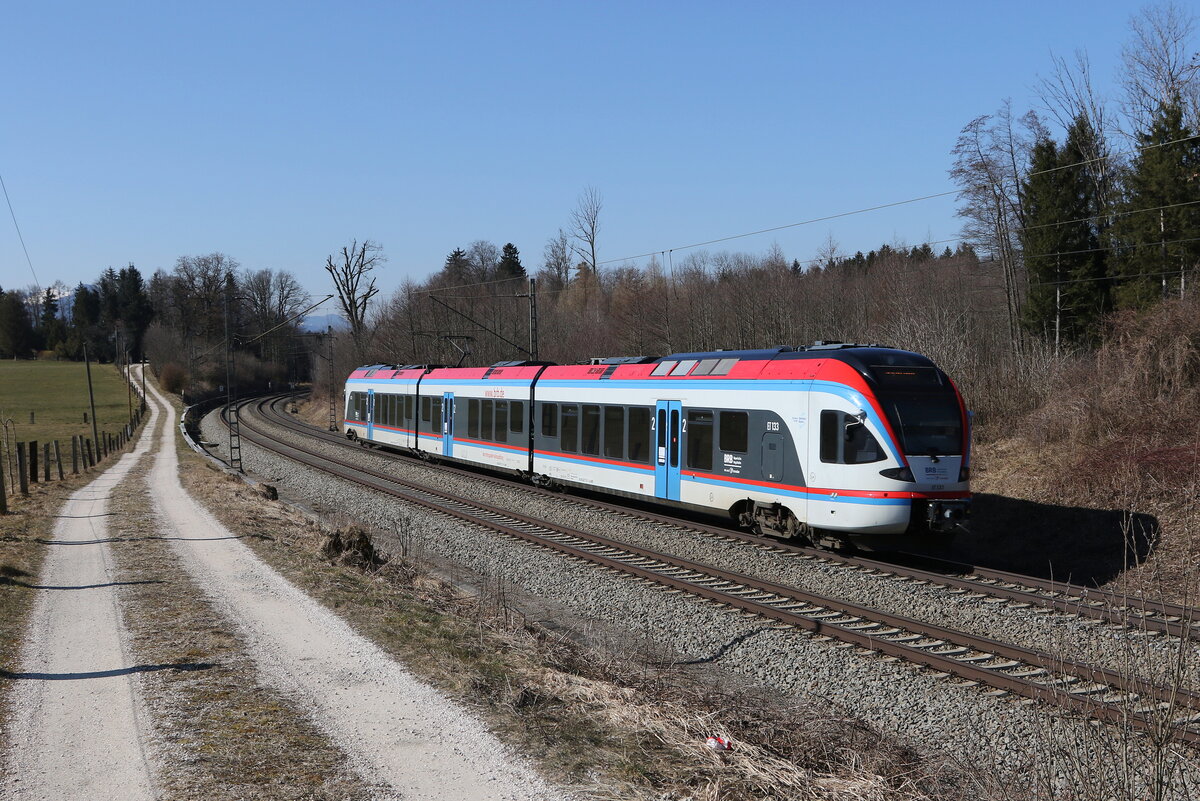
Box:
(513, 277, 539, 361)
(84, 343, 100, 460)
(1161, 209, 1168, 299)
(1054, 256, 1061, 358)
(224, 271, 242, 471)
(327, 326, 337, 432)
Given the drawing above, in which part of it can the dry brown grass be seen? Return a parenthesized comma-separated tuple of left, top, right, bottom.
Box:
(176, 441, 965, 800)
(109, 432, 375, 800)
(966, 296, 1200, 600)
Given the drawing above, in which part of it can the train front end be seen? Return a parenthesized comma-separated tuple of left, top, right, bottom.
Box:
(865, 355, 971, 537)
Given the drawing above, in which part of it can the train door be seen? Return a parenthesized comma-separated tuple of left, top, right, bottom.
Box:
(366, 389, 375, 440)
(441, 392, 455, 456)
(654, 400, 682, 501)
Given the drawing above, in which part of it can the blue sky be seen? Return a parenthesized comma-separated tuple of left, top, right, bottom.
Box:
(0, 1, 1153, 303)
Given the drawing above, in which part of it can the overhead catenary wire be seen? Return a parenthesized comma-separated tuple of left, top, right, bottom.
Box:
(595, 132, 1200, 269)
(0, 171, 40, 292)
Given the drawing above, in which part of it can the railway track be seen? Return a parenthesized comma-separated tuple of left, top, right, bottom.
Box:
(255, 393, 1200, 643)
(217, 395, 1200, 746)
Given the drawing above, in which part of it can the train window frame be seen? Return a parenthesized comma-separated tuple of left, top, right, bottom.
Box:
(404, 395, 414, 423)
(510, 400, 524, 432)
(603, 406, 625, 460)
(686, 410, 714, 471)
(651, 361, 676, 376)
(820, 409, 885, 465)
(628, 407, 651, 463)
(541, 403, 558, 437)
(431, 397, 442, 432)
(468, 399, 480, 439)
(420, 396, 431, 423)
(581, 405, 601, 455)
(495, 401, 508, 443)
(692, 358, 721, 376)
(711, 358, 738, 376)
(560, 405, 579, 453)
(719, 411, 748, 453)
(670, 359, 698, 376)
(481, 399, 494, 441)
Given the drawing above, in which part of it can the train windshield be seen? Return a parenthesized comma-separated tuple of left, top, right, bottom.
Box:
(877, 393, 963, 456)
(868, 364, 963, 456)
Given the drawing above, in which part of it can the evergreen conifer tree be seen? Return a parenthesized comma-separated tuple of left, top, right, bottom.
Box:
(1111, 102, 1200, 308)
(496, 243, 525, 279)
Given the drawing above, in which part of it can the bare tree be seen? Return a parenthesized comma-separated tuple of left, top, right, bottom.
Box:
(1037, 50, 1118, 214)
(1120, 2, 1200, 134)
(950, 103, 1043, 349)
(569, 186, 602, 278)
(465, 240, 500, 281)
(541, 229, 572, 290)
(325, 239, 383, 363)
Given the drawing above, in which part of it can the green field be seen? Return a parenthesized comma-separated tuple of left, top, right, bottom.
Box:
(0, 360, 139, 449)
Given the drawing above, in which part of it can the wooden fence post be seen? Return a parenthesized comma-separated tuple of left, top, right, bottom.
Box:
(0, 450, 7, 514)
(85, 439, 94, 469)
(71, 436, 79, 475)
(17, 443, 28, 496)
(53, 441, 64, 481)
(29, 440, 38, 484)
(42, 443, 50, 482)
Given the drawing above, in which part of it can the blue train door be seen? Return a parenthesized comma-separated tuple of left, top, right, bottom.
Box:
(654, 400, 682, 501)
(366, 389, 375, 440)
(441, 392, 455, 456)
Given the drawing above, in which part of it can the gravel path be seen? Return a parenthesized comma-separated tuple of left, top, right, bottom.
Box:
(207, 403, 1200, 800)
(150, 379, 564, 800)
(2, 401, 160, 801)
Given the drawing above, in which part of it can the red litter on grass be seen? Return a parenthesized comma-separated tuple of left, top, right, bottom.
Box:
(706, 736, 732, 752)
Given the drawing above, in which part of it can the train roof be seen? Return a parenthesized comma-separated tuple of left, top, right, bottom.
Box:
(349, 344, 947, 387)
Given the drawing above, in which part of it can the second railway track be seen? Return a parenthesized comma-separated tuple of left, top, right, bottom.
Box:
(216, 394, 1200, 747)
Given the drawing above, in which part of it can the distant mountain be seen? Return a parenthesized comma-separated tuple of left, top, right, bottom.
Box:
(301, 313, 351, 332)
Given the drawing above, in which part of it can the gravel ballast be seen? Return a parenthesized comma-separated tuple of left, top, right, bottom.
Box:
(202, 408, 1200, 799)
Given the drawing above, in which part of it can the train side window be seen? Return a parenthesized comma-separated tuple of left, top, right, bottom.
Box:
(495, 401, 508, 443)
(431, 397, 442, 431)
(541, 403, 558, 437)
(482, 399, 494, 441)
(651, 361, 676, 376)
(421, 396, 431, 423)
(560, 405, 579, 453)
(719, 411, 748, 453)
(711, 358, 738, 376)
(686, 410, 714, 471)
(670, 359, 698, 376)
(692, 358, 720, 376)
(581, 405, 600, 455)
(405, 395, 414, 422)
(468, 399, 480, 438)
(820, 410, 884, 464)
(628, 407, 650, 463)
(603, 406, 624, 460)
(510, 400, 524, 432)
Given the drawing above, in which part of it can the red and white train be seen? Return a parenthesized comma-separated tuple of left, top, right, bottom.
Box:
(342, 343, 970, 548)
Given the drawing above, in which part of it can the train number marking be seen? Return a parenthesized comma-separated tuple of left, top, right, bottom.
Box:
(766, 421, 780, 431)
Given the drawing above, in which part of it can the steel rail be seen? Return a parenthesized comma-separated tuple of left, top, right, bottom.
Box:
(259, 393, 1200, 641)
(227, 397, 1200, 746)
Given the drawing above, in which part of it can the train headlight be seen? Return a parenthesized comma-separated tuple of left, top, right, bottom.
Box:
(879, 466, 914, 482)
(958, 465, 970, 482)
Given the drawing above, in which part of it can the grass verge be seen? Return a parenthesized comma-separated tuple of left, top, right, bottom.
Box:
(107, 417, 377, 800)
